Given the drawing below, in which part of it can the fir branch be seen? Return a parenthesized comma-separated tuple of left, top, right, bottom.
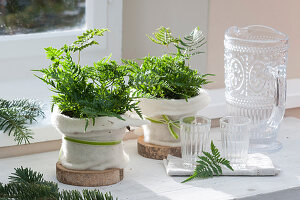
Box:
(9, 166, 45, 184)
(0, 99, 45, 144)
(182, 141, 234, 183)
(0, 167, 117, 200)
(60, 190, 115, 200)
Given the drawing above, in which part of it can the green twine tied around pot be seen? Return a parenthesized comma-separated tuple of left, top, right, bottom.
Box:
(145, 115, 180, 139)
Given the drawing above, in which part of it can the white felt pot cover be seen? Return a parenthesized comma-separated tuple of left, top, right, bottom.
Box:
(139, 89, 210, 147)
(52, 107, 147, 170)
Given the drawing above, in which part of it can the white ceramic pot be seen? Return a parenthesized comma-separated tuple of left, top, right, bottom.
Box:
(139, 89, 210, 147)
(51, 107, 146, 170)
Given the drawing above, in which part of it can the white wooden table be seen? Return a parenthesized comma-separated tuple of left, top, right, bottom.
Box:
(1, 117, 300, 200)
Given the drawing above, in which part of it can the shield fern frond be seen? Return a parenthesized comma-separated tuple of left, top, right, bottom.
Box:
(70, 28, 109, 52)
(125, 55, 214, 99)
(147, 26, 206, 60)
(174, 26, 206, 59)
(182, 141, 234, 183)
(147, 26, 179, 46)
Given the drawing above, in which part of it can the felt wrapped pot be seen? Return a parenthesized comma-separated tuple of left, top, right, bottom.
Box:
(52, 107, 146, 171)
(139, 89, 210, 147)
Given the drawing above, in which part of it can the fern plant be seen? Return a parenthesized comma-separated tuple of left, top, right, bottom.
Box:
(125, 55, 212, 100)
(182, 141, 234, 183)
(174, 26, 206, 59)
(0, 166, 117, 200)
(33, 29, 142, 130)
(147, 26, 179, 47)
(147, 26, 206, 59)
(125, 26, 213, 100)
(0, 99, 44, 144)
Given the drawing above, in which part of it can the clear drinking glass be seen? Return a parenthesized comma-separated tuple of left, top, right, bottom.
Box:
(224, 25, 288, 153)
(220, 116, 251, 167)
(180, 116, 211, 168)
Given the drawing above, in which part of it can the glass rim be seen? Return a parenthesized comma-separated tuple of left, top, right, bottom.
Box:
(220, 116, 251, 126)
(180, 115, 211, 126)
(225, 25, 288, 44)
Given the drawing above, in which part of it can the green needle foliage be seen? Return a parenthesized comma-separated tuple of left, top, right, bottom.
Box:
(0, 99, 45, 144)
(125, 26, 214, 100)
(33, 29, 142, 130)
(0, 167, 117, 200)
(182, 141, 234, 183)
(60, 190, 115, 200)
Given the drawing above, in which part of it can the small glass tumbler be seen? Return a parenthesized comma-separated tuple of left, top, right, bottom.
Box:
(180, 116, 211, 168)
(220, 116, 251, 167)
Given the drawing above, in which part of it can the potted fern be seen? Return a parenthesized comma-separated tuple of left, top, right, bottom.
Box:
(33, 29, 146, 186)
(125, 27, 213, 159)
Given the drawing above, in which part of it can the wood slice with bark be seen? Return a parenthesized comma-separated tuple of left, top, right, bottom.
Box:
(137, 136, 181, 160)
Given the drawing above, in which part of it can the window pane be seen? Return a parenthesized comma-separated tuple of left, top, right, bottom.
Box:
(0, 0, 85, 35)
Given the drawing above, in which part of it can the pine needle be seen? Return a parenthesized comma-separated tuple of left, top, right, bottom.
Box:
(0, 99, 45, 144)
(0, 167, 117, 200)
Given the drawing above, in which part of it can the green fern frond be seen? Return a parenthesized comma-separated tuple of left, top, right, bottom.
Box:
(44, 47, 64, 62)
(128, 26, 213, 100)
(182, 141, 234, 183)
(174, 26, 206, 59)
(125, 55, 213, 99)
(71, 28, 109, 52)
(147, 26, 178, 46)
(147, 26, 206, 60)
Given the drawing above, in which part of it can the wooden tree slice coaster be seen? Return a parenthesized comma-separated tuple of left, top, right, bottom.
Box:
(137, 136, 181, 160)
(56, 162, 123, 187)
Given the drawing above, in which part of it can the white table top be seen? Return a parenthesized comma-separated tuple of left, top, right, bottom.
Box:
(1, 117, 300, 200)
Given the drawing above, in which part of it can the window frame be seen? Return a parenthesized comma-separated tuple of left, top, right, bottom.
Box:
(0, 0, 124, 147)
(0, 0, 122, 62)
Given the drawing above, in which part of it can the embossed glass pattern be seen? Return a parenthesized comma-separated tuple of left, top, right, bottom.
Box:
(180, 116, 210, 168)
(224, 25, 288, 152)
(220, 116, 250, 166)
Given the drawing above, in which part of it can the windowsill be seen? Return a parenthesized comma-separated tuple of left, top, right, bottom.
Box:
(1, 78, 300, 148)
(1, 117, 300, 200)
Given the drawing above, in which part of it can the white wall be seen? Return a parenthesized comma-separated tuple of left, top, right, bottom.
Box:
(206, 0, 300, 88)
(122, 0, 209, 74)
(123, 0, 300, 89)
(2, 0, 299, 93)
(0, 0, 123, 101)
